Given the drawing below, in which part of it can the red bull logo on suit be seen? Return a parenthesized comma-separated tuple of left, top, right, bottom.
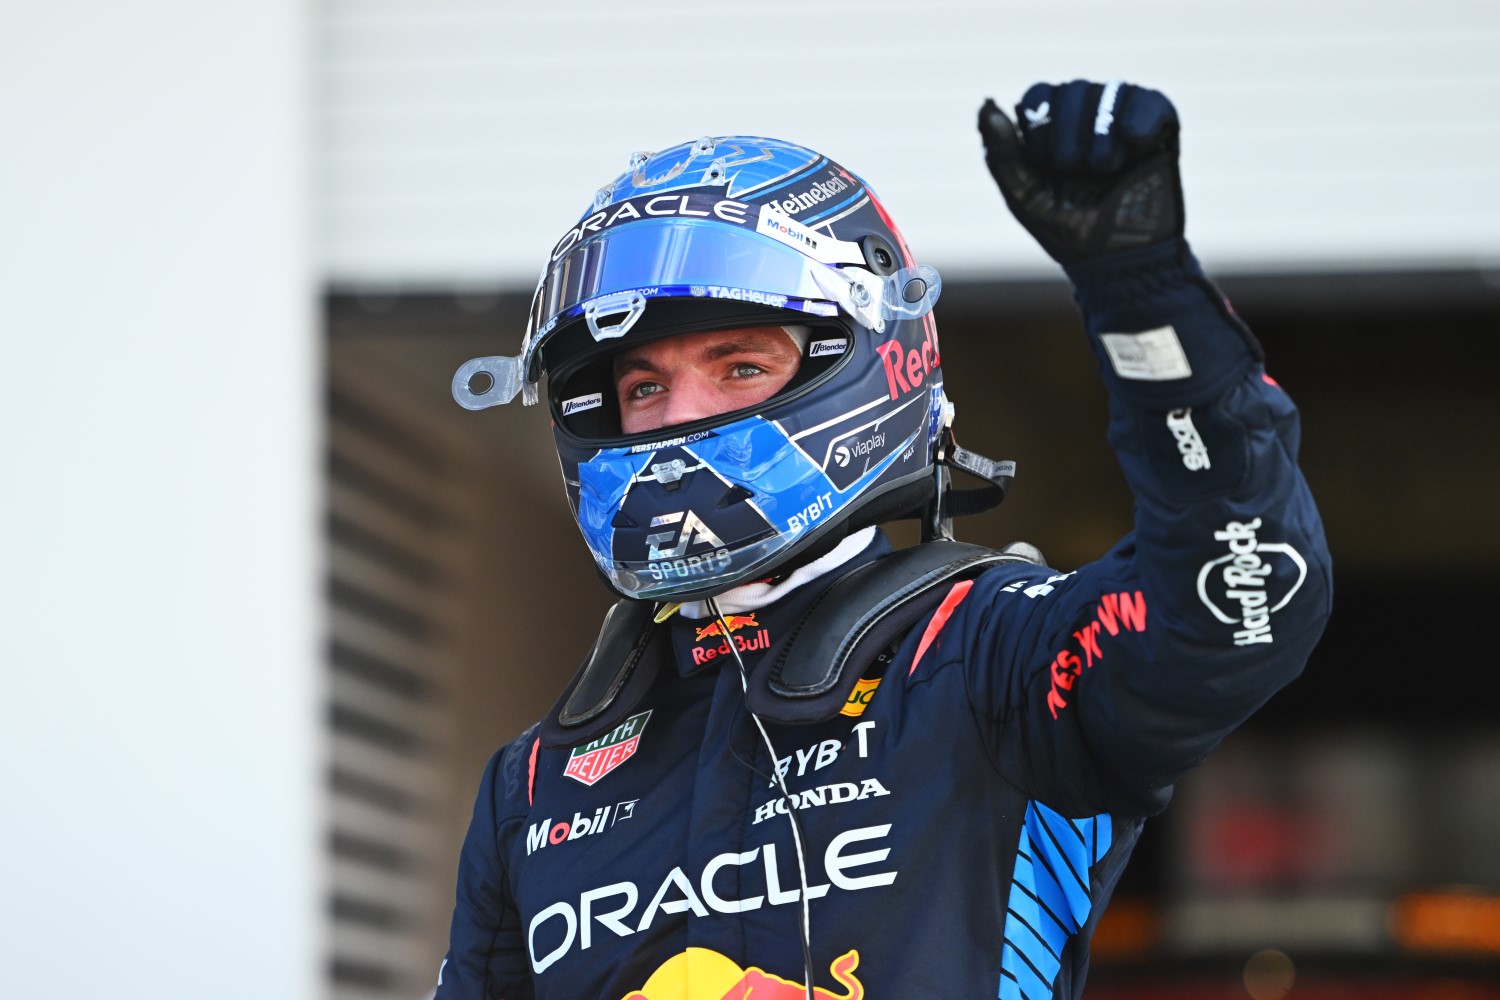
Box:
(620, 947, 864, 1000)
(692, 614, 772, 665)
(694, 614, 759, 643)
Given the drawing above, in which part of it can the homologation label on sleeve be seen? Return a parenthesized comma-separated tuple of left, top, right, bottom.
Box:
(1099, 325, 1193, 381)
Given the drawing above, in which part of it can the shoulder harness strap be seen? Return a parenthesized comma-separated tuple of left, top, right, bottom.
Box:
(541, 540, 1046, 747)
(539, 599, 664, 750)
(746, 540, 1038, 723)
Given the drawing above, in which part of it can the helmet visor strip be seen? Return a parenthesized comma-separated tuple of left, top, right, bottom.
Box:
(529, 219, 851, 364)
(452, 215, 941, 411)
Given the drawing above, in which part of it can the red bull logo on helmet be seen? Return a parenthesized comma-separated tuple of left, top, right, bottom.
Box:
(874, 324, 941, 401)
(620, 947, 864, 1000)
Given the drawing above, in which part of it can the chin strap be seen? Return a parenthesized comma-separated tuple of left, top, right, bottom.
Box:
(923, 425, 1016, 543)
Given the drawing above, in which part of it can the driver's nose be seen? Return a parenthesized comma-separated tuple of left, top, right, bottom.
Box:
(654, 371, 719, 430)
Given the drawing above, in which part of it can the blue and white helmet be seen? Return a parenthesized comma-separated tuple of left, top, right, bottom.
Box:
(455, 136, 952, 601)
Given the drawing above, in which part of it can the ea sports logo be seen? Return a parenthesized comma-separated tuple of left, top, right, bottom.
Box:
(834, 446, 851, 467)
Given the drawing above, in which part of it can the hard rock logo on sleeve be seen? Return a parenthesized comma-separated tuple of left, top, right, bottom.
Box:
(564, 711, 652, 786)
(1196, 518, 1308, 646)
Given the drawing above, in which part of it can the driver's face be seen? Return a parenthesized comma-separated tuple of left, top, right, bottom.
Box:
(613, 326, 803, 434)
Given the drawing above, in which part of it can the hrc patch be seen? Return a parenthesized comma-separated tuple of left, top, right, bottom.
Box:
(563, 711, 652, 786)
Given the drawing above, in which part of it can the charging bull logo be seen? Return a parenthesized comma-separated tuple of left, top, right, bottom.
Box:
(621, 948, 863, 1000)
(691, 613, 772, 665)
(694, 614, 759, 643)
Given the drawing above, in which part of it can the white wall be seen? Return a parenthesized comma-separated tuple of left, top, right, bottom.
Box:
(0, 4, 320, 999)
(319, 0, 1500, 288)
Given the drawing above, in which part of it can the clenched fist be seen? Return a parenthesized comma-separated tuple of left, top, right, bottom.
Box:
(979, 80, 1185, 267)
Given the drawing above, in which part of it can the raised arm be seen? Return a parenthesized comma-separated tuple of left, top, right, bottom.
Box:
(953, 81, 1333, 818)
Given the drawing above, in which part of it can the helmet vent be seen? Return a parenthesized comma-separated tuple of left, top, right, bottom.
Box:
(702, 157, 729, 185)
(716, 484, 755, 509)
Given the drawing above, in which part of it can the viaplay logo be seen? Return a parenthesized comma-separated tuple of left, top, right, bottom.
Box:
(563, 711, 652, 786)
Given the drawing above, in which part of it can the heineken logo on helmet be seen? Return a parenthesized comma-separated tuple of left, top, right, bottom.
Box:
(773, 168, 852, 216)
(564, 711, 653, 786)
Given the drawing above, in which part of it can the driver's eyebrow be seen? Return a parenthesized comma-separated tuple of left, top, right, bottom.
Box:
(613, 337, 786, 380)
(613, 355, 661, 379)
(700, 337, 783, 362)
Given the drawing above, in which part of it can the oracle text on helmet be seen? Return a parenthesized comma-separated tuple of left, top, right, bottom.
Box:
(551, 195, 752, 261)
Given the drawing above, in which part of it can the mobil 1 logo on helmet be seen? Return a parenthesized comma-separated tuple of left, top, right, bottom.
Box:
(1196, 517, 1308, 646)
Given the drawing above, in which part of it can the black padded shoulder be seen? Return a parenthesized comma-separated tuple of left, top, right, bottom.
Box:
(746, 540, 1043, 724)
(540, 599, 664, 750)
(540, 541, 1048, 745)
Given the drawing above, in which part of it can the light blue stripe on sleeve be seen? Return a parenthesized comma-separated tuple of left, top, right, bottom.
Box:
(998, 803, 1113, 999)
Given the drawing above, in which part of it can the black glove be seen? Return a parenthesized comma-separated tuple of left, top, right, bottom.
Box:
(979, 80, 1184, 267)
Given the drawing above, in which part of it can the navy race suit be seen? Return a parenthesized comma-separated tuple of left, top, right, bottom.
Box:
(435, 242, 1333, 999)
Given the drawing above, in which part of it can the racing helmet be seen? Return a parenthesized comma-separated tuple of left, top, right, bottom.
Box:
(454, 136, 959, 602)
